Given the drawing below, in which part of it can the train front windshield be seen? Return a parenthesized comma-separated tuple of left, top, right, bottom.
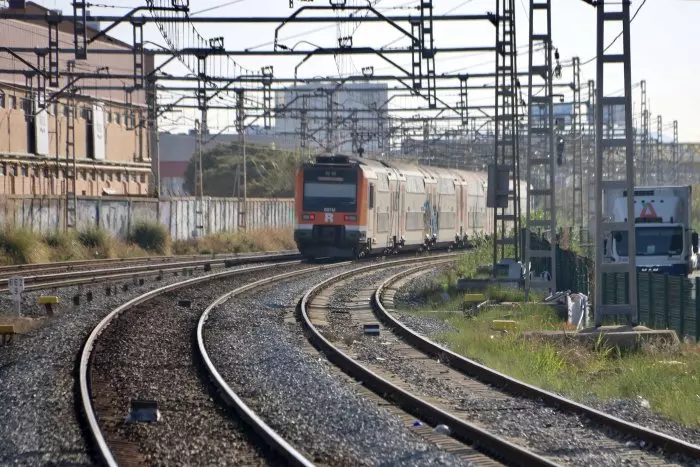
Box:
(302, 167, 358, 213)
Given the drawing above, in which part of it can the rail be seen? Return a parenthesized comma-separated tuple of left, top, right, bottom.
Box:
(373, 265, 700, 459)
(298, 256, 557, 467)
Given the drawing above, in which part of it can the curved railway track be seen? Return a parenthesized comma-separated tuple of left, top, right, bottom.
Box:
(375, 265, 700, 465)
(300, 259, 700, 466)
(79, 259, 317, 466)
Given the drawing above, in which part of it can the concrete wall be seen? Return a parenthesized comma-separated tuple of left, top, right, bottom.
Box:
(0, 196, 295, 240)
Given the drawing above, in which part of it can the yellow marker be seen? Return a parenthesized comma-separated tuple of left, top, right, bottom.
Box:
(491, 320, 517, 331)
(38, 296, 60, 305)
(463, 293, 486, 303)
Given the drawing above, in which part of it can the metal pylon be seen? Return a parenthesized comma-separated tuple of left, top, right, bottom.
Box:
(571, 56, 584, 234)
(640, 80, 649, 185)
(585, 80, 597, 256)
(492, 0, 520, 269)
(525, 0, 556, 295)
(673, 120, 679, 184)
(594, 0, 637, 326)
(193, 119, 205, 237)
(656, 115, 663, 183)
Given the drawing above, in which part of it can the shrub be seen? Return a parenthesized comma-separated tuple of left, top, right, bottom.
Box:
(0, 228, 49, 264)
(79, 227, 108, 249)
(129, 222, 170, 254)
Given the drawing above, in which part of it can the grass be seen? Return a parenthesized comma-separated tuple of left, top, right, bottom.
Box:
(401, 238, 700, 427)
(404, 302, 700, 428)
(172, 228, 295, 255)
(0, 226, 294, 265)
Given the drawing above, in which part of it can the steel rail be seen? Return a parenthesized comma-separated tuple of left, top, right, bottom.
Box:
(0, 249, 297, 275)
(298, 256, 557, 467)
(0, 252, 301, 292)
(78, 260, 302, 467)
(373, 266, 700, 460)
(196, 265, 355, 467)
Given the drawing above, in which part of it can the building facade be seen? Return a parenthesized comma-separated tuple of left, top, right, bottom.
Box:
(0, 1, 154, 197)
(274, 83, 390, 156)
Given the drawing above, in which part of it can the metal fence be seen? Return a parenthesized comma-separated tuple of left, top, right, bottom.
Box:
(522, 230, 591, 295)
(603, 272, 699, 341)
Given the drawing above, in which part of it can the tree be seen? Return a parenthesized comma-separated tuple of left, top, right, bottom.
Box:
(184, 141, 301, 198)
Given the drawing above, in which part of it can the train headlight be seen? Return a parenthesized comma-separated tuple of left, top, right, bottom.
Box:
(302, 214, 315, 221)
(344, 215, 357, 221)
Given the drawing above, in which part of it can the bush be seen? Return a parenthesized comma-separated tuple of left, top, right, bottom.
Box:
(129, 222, 170, 254)
(0, 228, 49, 264)
(79, 227, 108, 249)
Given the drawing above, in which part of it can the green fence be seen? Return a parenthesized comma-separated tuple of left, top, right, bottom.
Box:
(603, 272, 700, 341)
(521, 230, 591, 295)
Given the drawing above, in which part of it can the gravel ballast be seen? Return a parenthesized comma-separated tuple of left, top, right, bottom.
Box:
(327, 269, 698, 467)
(0, 260, 295, 466)
(89, 263, 306, 465)
(205, 263, 470, 467)
(388, 270, 700, 452)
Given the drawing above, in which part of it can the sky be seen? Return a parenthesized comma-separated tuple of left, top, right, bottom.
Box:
(31, 0, 700, 141)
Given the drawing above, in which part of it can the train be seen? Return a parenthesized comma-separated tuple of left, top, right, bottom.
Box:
(294, 154, 528, 260)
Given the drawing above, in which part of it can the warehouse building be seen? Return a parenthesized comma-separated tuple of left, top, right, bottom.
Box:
(0, 1, 154, 197)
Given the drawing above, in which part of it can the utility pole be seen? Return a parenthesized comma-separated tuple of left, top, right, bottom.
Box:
(236, 89, 247, 231)
(489, 0, 520, 270)
(586, 79, 596, 256)
(592, 0, 637, 326)
(525, 0, 556, 296)
(640, 80, 649, 186)
(571, 56, 584, 236)
(656, 115, 663, 184)
(673, 120, 679, 185)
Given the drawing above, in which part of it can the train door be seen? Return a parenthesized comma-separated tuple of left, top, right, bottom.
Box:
(368, 182, 376, 248)
(399, 182, 406, 243)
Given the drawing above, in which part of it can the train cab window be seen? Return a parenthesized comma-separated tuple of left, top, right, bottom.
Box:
(369, 184, 376, 209)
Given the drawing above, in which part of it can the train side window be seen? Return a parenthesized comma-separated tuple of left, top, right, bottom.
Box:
(369, 184, 376, 209)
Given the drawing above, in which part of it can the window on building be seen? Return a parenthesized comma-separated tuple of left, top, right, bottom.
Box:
(33, 167, 39, 177)
(91, 171, 97, 181)
(80, 170, 87, 180)
(108, 172, 113, 182)
(1, 163, 6, 176)
(100, 172, 105, 181)
(114, 113, 120, 125)
(9, 95, 17, 110)
(21, 165, 28, 176)
(140, 174, 146, 183)
(106, 111, 112, 124)
(116, 172, 122, 182)
(131, 174, 137, 182)
(21, 99, 32, 113)
(81, 107, 92, 120)
(0, 93, 5, 109)
(43, 167, 49, 177)
(63, 105, 70, 117)
(10, 164, 17, 176)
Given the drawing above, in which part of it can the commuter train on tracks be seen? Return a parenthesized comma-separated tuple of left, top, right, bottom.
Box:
(294, 154, 527, 260)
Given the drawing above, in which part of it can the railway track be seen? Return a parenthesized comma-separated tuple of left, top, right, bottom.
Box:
(79, 259, 319, 466)
(0, 249, 298, 279)
(377, 265, 700, 465)
(0, 251, 300, 293)
(300, 259, 700, 466)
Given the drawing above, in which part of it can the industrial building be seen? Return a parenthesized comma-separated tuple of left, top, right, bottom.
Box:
(274, 83, 390, 156)
(0, 1, 154, 197)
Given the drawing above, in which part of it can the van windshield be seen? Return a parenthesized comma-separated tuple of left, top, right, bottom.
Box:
(615, 226, 684, 256)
